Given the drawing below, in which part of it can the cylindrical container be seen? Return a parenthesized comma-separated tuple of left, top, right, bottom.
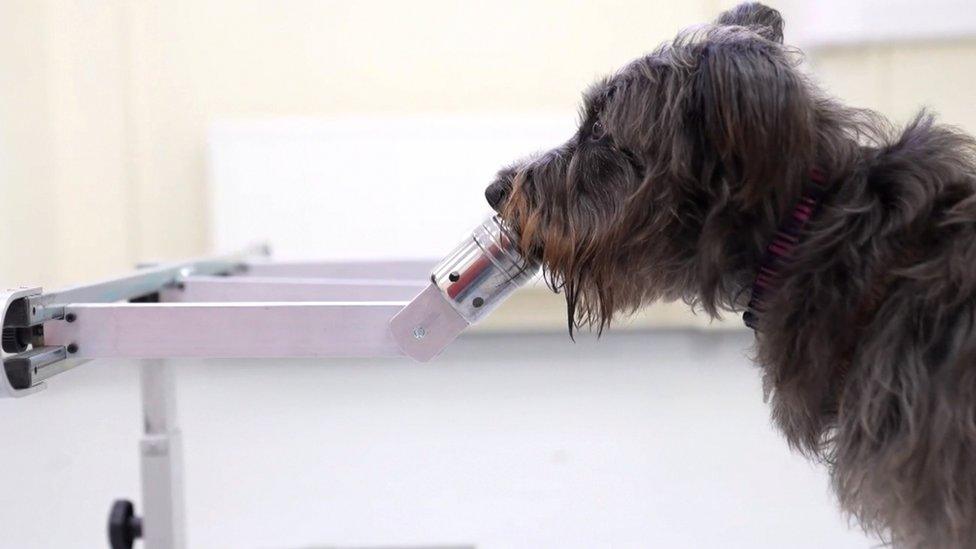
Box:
(431, 215, 538, 323)
(389, 215, 539, 361)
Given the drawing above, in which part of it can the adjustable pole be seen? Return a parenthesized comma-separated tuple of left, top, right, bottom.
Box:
(139, 360, 186, 549)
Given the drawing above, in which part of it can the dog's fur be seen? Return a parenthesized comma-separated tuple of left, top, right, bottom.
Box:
(485, 3, 976, 547)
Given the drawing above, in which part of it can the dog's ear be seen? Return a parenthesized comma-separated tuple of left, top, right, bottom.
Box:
(715, 2, 784, 44)
(694, 32, 813, 207)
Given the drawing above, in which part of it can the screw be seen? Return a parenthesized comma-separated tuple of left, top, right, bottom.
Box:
(448, 271, 460, 282)
(66, 343, 78, 354)
(65, 313, 76, 323)
(472, 297, 485, 308)
(412, 326, 427, 340)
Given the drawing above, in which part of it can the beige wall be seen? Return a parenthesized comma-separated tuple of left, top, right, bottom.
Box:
(0, 0, 712, 289)
(0, 2, 131, 287)
(0, 2, 61, 286)
(2, 0, 975, 295)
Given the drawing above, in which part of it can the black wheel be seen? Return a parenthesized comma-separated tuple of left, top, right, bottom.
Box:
(108, 499, 142, 549)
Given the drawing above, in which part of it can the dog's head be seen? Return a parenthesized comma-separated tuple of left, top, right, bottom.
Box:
(486, 2, 821, 332)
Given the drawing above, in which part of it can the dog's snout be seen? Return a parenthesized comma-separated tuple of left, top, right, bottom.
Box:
(485, 178, 513, 211)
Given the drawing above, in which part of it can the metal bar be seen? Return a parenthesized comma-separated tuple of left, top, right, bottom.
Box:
(140, 360, 186, 549)
(43, 302, 406, 359)
(164, 276, 425, 303)
(242, 259, 433, 281)
(2, 346, 69, 390)
(20, 250, 263, 327)
(389, 283, 470, 362)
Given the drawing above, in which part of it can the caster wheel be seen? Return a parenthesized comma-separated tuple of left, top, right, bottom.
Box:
(108, 499, 143, 549)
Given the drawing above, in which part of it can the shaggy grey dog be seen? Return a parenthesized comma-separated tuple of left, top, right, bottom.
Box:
(485, 3, 976, 547)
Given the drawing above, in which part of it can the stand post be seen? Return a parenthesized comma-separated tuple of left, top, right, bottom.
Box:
(140, 360, 186, 549)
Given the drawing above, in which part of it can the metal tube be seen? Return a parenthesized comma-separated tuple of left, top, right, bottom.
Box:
(140, 360, 186, 549)
(242, 259, 434, 280)
(165, 276, 424, 303)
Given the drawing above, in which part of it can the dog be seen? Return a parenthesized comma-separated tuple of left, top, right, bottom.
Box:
(485, 3, 976, 547)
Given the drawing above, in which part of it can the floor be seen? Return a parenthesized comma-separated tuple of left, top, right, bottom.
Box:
(0, 330, 879, 548)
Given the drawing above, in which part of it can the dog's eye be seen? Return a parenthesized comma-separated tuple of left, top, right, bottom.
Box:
(590, 121, 606, 141)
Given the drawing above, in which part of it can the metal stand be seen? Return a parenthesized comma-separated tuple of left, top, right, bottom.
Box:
(108, 360, 185, 549)
(0, 244, 512, 547)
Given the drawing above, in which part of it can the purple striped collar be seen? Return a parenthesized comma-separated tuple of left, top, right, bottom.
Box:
(743, 168, 829, 330)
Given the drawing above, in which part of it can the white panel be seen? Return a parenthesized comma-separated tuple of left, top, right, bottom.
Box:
(0, 331, 878, 548)
(780, 0, 976, 47)
(208, 115, 575, 261)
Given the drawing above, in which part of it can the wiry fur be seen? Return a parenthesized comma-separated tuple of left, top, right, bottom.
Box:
(485, 3, 976, 547)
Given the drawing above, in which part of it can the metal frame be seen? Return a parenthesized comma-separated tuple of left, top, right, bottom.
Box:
(0, 250, 450, 549)
(0, 250, 436, 396)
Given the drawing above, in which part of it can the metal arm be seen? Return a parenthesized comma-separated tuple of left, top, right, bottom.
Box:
(1, 216, 537, 398)
(0, 249, 438, 398)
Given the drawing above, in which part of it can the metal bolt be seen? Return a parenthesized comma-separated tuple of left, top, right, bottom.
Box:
(472, 297, 485, 308)
(65, 313, 76, 323)
(66, 343, 78, 354)
(412, 326, 427, 340)
(448, 271, 460, 282)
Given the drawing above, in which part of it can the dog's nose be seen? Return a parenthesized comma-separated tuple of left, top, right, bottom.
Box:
(484, 179, 512, 211)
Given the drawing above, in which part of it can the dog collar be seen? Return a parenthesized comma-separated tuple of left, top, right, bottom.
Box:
(743, 168, 829, 330)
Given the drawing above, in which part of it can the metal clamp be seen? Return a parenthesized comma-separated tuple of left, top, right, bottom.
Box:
(1, 287, 54, 397)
